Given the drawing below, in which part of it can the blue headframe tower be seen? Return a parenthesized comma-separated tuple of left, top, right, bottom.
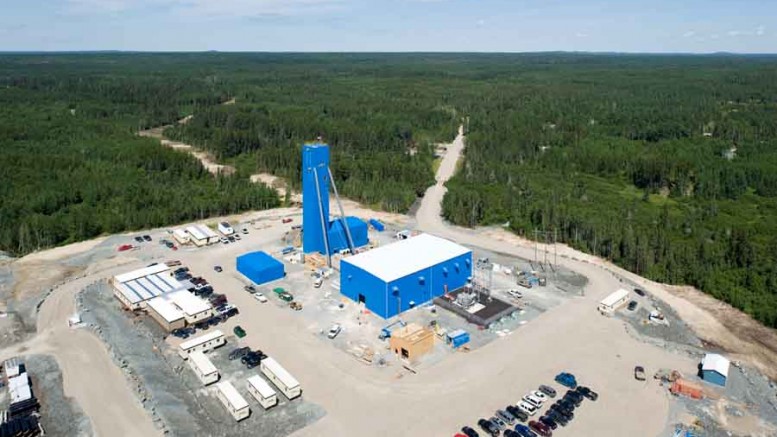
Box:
(302, 143, 365, 266)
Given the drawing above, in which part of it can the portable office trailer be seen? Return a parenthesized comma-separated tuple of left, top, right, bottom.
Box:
(197, 224, 221, 244)
(260, 357, 301, 400)
(178, 330, 226, 358)
(446, 329, 470, 348)
(173, 229, 190, 245)
(186, 226, 209, 247)
(215, 381, 250, 421)
(598, 288, 630, 314)
(187, 351, 219, 385)
(246, 375, 278, 409)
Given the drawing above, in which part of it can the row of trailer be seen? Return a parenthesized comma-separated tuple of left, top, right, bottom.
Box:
(173, 221, 235, 247)
(178, 330, 302, 422)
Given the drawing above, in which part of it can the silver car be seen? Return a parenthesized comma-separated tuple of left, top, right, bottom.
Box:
(496, 409, 516, 425)
(489, 416, 506, 431)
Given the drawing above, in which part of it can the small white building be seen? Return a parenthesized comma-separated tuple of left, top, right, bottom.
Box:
(179, 330, 226, 358)
(701, 353, 731, 387)
(261, 357, 301, 400)
(187, 351, 219, 386)
(246, 375, 278, 409)
(197, 224, 220, 244)
(8, 372, 32, 405)
(173, 229, 190, 245)
(146, 296, 186, 331)
(186, 225, 209, 247)
(216, 381, 250, 421)
(218, 221, 234, 236)
(598, 288, 630, 314)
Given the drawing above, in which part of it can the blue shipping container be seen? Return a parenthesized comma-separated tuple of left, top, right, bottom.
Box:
(447, 329, 470, 348)
(368, 218, 385, 232)
(236, 251, 285, 285)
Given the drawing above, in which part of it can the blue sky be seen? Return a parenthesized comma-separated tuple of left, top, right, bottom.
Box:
(1, 0, 774, 52)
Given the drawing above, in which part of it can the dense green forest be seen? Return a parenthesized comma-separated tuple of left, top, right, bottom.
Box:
(2, 53, 777, 328)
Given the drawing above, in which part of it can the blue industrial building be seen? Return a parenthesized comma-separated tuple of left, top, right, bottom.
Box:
(700, 353, 730, 387)
(236, 251, 285, 285)
(301, 143, 368, 256)
(340, 233, 472, 319)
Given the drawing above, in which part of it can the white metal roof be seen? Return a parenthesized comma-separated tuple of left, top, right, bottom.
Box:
(165, 289, 211, 316)
(186, 225, 207, 241)
(247, 375, 276, 398)
(261, 357, 299, 389)
(147, 295, 185, 323)
(114, 264, 170, 283)
(173, 229, 190, 240)
(180, 330, 224, 351)
(9, 373, 32, 404)
(342, 233, 471, 282)
(189, 351, 218, 375)
(4, 358, 21, 378)
(701, 353, 730, 378)
(216, 381, 249, 410)
(600, 288, 630, 307)
(197, 224, 219, 238)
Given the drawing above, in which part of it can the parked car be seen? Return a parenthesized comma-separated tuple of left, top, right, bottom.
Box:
(118, 244, 134, 252)
(627, 300, 638, 311)
(220, 237, 229, 244)
(504, 430, 521, 437)
(254, 293, 268, 303)
(214, 265, 223, 273)
(134, 236, 144, 243)
(538, 416, 558, 431)
(576, 386, 599, 401)
(634, 287, 646, 296)
(538, 385, 557, 398)
(314, 277, 323, 288)
(228, 236, 235, 242)
(513, 424, 538, 437)
(209, 294, 227, 307)
(282, 218, 293, 223)
(327, 323, 342, 339)
(460, 426, 479, 437)
(506, 405, 529, 422)
(496, 409, 516, 426)
(477, 419, 499, 437)
(522, 394, 543, 409)
(554, 398, 576, 413)
(490, 416, 506, 431)
(634, 365, 646, 381)
(233, 325, 246, 338)
(165, 241, 175, 249)
(289, 301, 303, 311)
(171, 327, 194, 338)
(517, 402, 538, 416)
(531, 390, 548, 402)
(563, 390, 584, 406)
(244, 285, 256, 293)
(545, 410, 569, 427)
(528, 420, 552, 437)
(508, 289, 523, 299)
(241, 228, 249, 234)
(554, 372, 577, 389)
(143, 235, 152, 242)
(174, 267, 189, 274)
(228, 347, 251, 360)
(234, 234, 241, 241)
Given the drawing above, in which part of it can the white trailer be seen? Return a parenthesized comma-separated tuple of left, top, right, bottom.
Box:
(215, 381, 250, 421)
(197, 224, 220, 244)
(187, 351, 219, 385)
(178, 330, 226, 358)
(218, 221, 235, 236)
(260, 357, 301, 400)
(598, 288, 630, 314)
(246, 375, 278, 409)
(185, 225, 208, 247)
(173, 228, 190, 245)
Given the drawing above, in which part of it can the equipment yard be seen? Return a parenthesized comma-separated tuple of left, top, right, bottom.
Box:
(0, 128, 776, 437)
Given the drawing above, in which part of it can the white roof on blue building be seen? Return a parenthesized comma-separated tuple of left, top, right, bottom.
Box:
(343, 233, 471, 282)
(701, 353, 730, 377)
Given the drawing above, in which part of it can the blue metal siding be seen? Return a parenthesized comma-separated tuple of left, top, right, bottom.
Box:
(236, 251, 285, 285)
(340, 250, 473, 319)
(702, 370, 727, 386)
(340, 260, 388, 318)
(328, 217, 368, 253)
(302, 143, 330, 255)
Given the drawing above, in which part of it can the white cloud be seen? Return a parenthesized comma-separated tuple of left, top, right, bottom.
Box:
(756, 25, 765, 36)
(476, 19, 485, 27)
(682, 30, 695, 38)
(575, 32, 588, 38)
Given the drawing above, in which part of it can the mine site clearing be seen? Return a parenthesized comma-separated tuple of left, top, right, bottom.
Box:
(2, 136, 776, 437)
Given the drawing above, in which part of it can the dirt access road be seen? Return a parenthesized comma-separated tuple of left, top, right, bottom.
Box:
(0, 265, 160, 437)
(420, 126, 777, 381)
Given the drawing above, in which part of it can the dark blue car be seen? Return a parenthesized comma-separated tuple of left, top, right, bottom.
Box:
(514, 424, 537, 437)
